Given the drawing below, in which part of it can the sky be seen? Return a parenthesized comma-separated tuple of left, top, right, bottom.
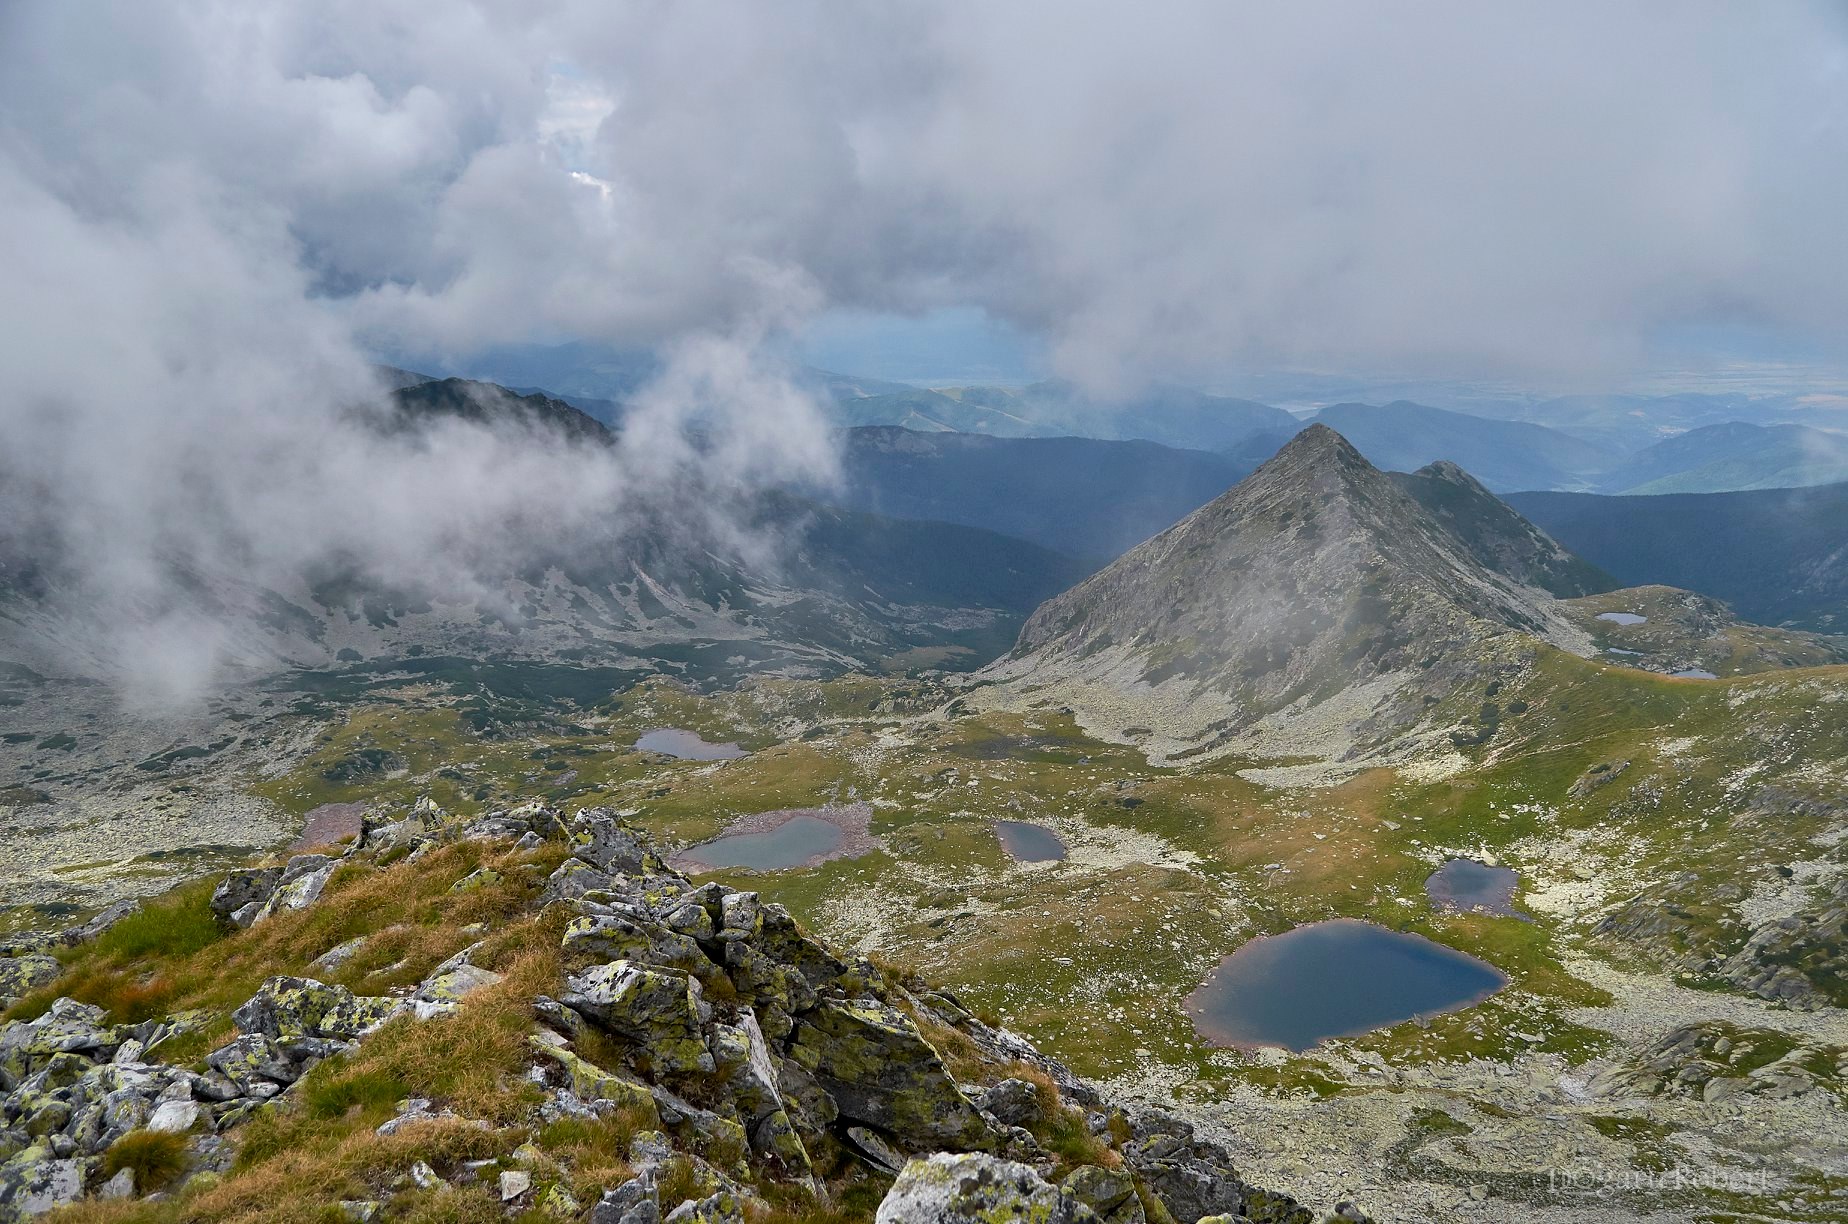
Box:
(9, 3, 1848, 387)
(4, 1, 1848, 696)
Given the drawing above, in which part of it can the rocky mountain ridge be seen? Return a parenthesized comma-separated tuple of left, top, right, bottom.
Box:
(0, 804, 1352, 1224)
(983, 425, 1597, 765)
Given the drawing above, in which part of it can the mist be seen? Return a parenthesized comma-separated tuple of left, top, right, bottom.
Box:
(4, 0, 1846, 698)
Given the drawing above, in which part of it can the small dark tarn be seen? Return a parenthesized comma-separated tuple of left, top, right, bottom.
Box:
(994, 820, 1067, 862)
(634, 728, 747, 760)
(1671, 668, 1719, 680)
(1184, 919, 1507, 1052)
(1596, 611, 1648, 626)
(1425, 859, 1527, 920)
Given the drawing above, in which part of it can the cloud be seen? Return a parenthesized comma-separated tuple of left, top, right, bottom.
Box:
(3, 0, 1846, 697)
(11, 2, 1846, 378)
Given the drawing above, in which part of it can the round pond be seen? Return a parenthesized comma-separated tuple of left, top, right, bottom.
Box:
(1184, 919, 1507, 1051)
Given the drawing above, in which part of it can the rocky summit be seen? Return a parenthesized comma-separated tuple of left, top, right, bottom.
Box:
(984, 425, 1607, 764)
(0, 801, 1346, 1224)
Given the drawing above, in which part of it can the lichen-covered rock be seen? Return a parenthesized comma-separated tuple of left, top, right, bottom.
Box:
(876, 1153, 1098, 1224)
(0, 1145, 82, 1218)
(255, 856, 338, 922)
(0, 1000, 119, 1075)
(709, 1011, 809, 1172)
(0, 958, 61, 1007)
(1118, 1110, 1313, 1224)
(449, 867, 502, 894)
(720, 942, 818, 1016)
(56, 900, 139, 948)
(205, 1034, 300, 1094)
(309, 936, 369, 975)
(789, 999, 993, 1151)
(529, 1041, 661, 1125)
(563, 962, 712, 1075)
(1063, 1165, 1145, 1224)
(539, 1183, 582, 1216)
(210, 867, 282, 926)
(751, 906, 846, 989)
(232, 977, 403, 1043)
(413, 947, 503, 1014)
(979, 1078, 1045, 1128)
(568, 809, 653, 875)
(664, 1189, 744, 1224)
(562, 911, 714, 980)
(592, 1174, 660, 1224)
(542, 859, 617, 903)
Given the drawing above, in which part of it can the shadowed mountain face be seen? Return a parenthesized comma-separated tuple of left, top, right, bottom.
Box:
(1508, 482, 1848, 632)
(1387, 461, 1616, 598)
(0, 493, 1088, 694)
(387, 378, 614, 445)
(827, 427, 1255, 560)
(987, 425, 1597, 760)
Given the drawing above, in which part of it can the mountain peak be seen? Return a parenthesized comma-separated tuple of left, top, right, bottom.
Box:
(993, 437, 1598, 764)
(1412, 458, 1477, 486)
(1265, 422, 1369, 470)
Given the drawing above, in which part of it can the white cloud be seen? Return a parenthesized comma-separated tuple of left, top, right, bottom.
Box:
(4, 0, 1847, 696)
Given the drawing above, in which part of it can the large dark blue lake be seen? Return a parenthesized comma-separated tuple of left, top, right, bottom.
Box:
(1184, 919, 1507, 1051)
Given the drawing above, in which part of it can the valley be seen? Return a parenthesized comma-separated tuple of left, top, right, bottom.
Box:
(3, 426, 1844, 1222)
(7, 638, 1846, 1220)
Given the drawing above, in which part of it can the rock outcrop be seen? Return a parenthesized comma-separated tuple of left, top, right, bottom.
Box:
(0, 801, 1334, 1223)
(875, 1153, 1096, 1224)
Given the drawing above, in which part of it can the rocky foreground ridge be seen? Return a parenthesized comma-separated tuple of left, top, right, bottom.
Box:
(0, 803, 1357, 1224)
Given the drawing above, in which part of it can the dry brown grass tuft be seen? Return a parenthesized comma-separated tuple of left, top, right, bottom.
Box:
(191, 1114, 511, 1224)
(539, 1109, 646, 1204)
(16, 839, 563, 1035)
(344, 942, 561, 1122)
(100, 1129, 191, 1192)
(909, 1011, 994, 1085)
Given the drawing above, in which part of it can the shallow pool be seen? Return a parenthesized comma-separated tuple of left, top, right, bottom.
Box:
(634, 728, 747, 761)
(1184, 919, 1507, 1051)
(1426, 859, 1526, 918)
(677, 814, 844, 871)
(994, 820, 1067, 862)
(1596, 611, 1648, 626)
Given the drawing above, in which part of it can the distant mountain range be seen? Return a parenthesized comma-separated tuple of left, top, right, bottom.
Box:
(1508, 482, 1848, 631)
(382, 346, 1848, 498)
(821, 375, 1299, 457)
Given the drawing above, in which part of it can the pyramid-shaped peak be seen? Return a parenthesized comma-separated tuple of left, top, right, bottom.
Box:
(1269, 422, 1369, 465)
